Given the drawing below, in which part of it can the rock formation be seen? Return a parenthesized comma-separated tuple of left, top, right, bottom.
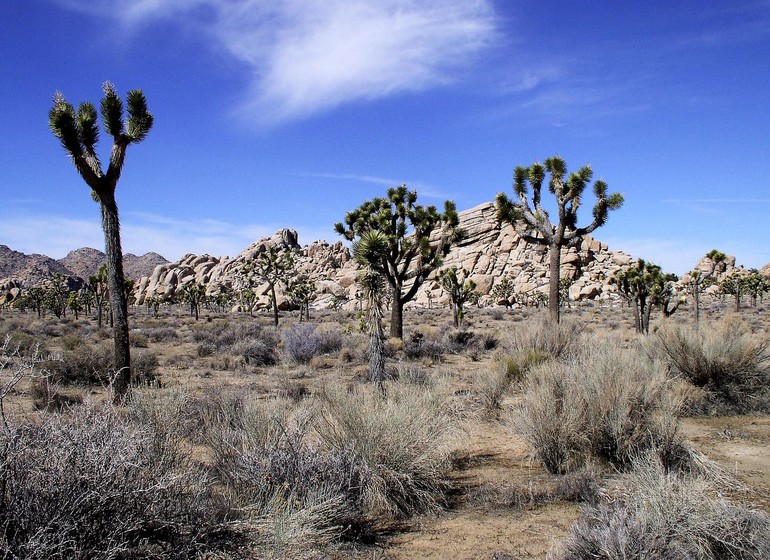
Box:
(134, 203, 636, 310)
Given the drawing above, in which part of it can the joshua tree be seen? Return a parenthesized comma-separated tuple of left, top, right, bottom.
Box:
(496, 157, 623, 323)
(241, 246, 296, 326)
(179, 281, 206, 321)
(720, 271, 749, 312)
(744, 270, 769, 307)
(89, 264, 109, 328)
(490, 277, 516, 308)
(44, 273, 69, 318)
(335, 184, 462, 339)
(353, 231, 389, 390)
(66, 291, 82, 320)
(438, 266, 478, 327)
(687, 249, 727, 323)
(559, 277, 574, 309)
(286, 275, 316, 322)
(611, 259, 678, 334)
(49, 82, 153, 402)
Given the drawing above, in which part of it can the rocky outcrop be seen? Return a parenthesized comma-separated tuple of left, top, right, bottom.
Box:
(134, 228, 355, 310)
(414, 202, 633, 307)
(134, 204, 635, 310)
(689, 253, 736, 279)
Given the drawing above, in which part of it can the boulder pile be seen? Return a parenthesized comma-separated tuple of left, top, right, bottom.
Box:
(134, 202, 637, 310)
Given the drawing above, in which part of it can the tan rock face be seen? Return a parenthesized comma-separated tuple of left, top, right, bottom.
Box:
(133, 204, 635, 309)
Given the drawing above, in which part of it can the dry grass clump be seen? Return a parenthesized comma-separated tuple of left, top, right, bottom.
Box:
(41, 342, 113, 385)
(402, 330, 448, 362)
(475, 465, 601, 510)
(316, 384, 455, 518)
(282, 323, 344, 365)
(506, 317, 585, 361)
(551, 454, 770, 560)
(192, 321, 279, 366)
(198, 391, 364, 543)
(40, 343, 159, 387)
(650, 320, 770, 413)
(514, 343, 685, 474)
(0, 402, 219, 559)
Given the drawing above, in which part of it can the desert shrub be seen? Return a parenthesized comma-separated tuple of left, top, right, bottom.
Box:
(42, 342, 113, 385)
(475, 366, 513, 414)
(58, 333, 87, 351)
(493, 349, 549, 385)
(129, 331, 149, 348)
(0, 330, 43, 357)
(651, 321, 770, 413)
(196, 340, 215, 357)
(394, 361, 433, 387)
(131, 349, 159, 385)
(551, 454, 770, 560)
(29, 375, 83, 412)
(282, 323, 341, 365)
(402, 330, 447, 362)
(193, 321, 280, 358)
(515, 343, 685, 474)
(316, 384, 454, 518)
(442, 329, 475, 353)
(143, 326, 179, 343)
(199, 391, 363, 543)
(232, 338, 277, 366)
(480, 332, 499, 351)
(0, 403, 221, 559)
(481, 465, 600, 510)
(507, 317, 584, 360)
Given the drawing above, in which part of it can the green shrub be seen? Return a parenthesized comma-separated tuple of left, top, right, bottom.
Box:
(514, 343, 685, 474)
(552, 454, 770, 559)
(0, 403, 220, 559)
(281, 324, 342, 365)
(507, 317, 584, 360)
(316, 384, 454, 518)
(651, 321, 770, 413)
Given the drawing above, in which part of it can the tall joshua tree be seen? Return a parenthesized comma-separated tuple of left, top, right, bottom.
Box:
(335, 184, 462, 339)
(496, 157, 623, 323)
(687, 249, 727, 323)
(353, 231, 390, 390)
(49, 82, 153, 402)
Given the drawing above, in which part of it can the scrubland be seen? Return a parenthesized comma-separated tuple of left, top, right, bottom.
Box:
(0, 299, 769, 559)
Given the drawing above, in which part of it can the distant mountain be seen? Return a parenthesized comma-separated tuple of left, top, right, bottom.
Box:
(0, 244, 168, 287)
(124, 252, 169, 281)
(0, 245, 73, 287)
(58, 247, 105, 280)
(58, 248, 168, 281)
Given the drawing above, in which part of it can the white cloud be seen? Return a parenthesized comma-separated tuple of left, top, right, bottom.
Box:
(56, 0, 497, 124)
(299, 172, 454, 200)
(0, 212, 331, 262)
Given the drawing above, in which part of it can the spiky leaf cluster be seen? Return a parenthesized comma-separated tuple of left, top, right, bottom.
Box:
(336, 184, 462, 295)
(49, 82, 153, 194)
(496, 156, 623, 247)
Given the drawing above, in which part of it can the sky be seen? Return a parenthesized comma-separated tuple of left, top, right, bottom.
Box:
(2, 0, 769, 276)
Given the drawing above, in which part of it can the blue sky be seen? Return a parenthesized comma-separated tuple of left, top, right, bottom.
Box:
(2, 0, 769, 275)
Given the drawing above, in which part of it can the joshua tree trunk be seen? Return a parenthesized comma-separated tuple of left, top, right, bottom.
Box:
(270, 285, 279, 327)
(693, 281, 701, 323)
(99, 190, 131, 401)
(548, 243, 561, 323)
(390, 293, 404, 340)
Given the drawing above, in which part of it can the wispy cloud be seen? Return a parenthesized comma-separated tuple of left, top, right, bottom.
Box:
(300, 171, 454, 200)
(0, 212, 330, 261)
(56, 0, 497, 125)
